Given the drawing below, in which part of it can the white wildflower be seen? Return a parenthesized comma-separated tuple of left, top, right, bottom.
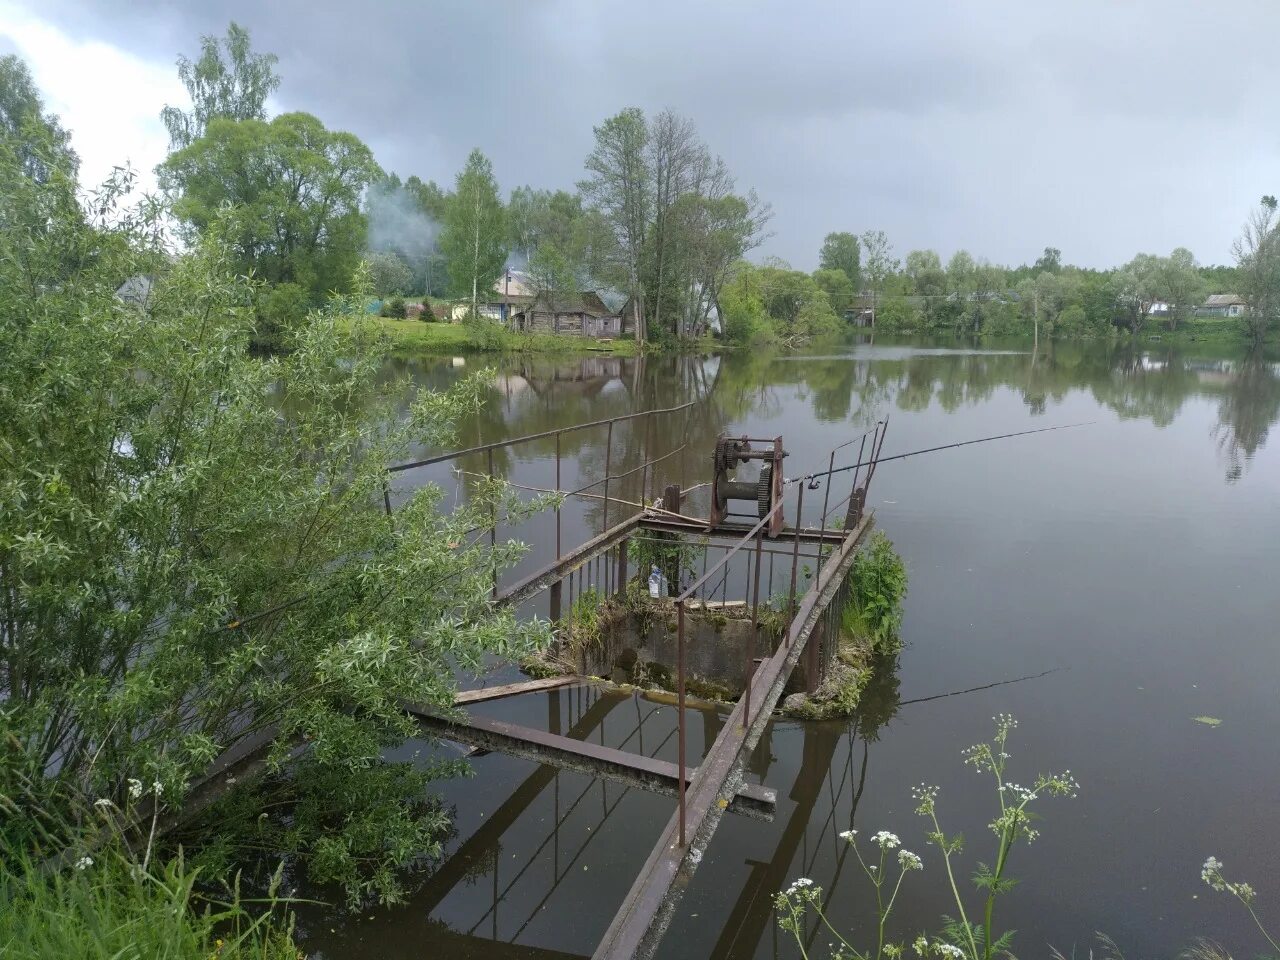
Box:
(897, 848, 923, 871)
(871, 830, 900, 850)
(913, 935, 930, 956)
(937, 944, 965, 959)
(93, 798, 113, 809)
(74, 855, 93, 870)
(838, 829, 857, 842)
(152, 780, 164, 796)
(127, 778, 143, 799)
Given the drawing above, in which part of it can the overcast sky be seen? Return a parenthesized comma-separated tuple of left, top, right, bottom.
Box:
(3, 0, 1277, 270)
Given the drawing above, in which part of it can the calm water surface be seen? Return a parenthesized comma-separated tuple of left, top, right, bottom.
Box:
(300, 337, 1280, 959)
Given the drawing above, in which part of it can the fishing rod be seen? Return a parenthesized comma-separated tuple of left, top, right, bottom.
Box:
(787, 420, 1095, 487)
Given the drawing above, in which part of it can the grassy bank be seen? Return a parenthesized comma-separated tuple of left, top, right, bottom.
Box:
(1138, 315, 1255, 344)
(357, 316, 642, 356)
(0, 852, 298, 960)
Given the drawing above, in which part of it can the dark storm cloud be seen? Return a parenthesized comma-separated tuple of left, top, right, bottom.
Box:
(23, 0, 1280, 268)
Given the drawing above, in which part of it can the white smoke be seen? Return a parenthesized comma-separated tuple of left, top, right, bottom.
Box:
(366, 182, 440, 266)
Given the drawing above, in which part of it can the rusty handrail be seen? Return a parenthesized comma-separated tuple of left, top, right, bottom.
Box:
(674, 500, 782, 604)
(387, 400, 698, 473)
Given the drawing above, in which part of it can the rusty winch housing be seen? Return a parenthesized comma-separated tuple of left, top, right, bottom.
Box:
(709, 434, 787, 535)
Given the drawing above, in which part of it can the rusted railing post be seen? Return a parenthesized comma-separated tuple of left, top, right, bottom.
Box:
(549, 579, 563, 623)
(555, 432, 562, 559)
(641, 412, 656, 505)
(745, 529, 763, 729)
(615, 538, 629, 598)
(676, 598, 687, 848)
(816, 450, 835, 573)
(488, 447, 498, 598)
(602, 421, 613, 534)
(787, 483, 805, 636)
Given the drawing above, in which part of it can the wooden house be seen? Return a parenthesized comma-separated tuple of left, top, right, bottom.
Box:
(513, 291, 621, 337)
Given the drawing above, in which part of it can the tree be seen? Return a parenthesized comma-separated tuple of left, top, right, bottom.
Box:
(580, 108, 651, 342)
(1159, 247, 1205, 331)
(1115, 253, 1162, 334)
(1, 137, 548, 902)
(160, 22, 280, 150)
(0, 54, 78, 183)
(819, 231, 861, 289)
(441, 148, 508, 320)
(1233, 196, 1280, 345)
(860, 230, 898, 328)
(1033, 246, 1062, 274)
(813, 268, 856, 315)
(160, 112, 380, 343)
(368, 251, 413, 297)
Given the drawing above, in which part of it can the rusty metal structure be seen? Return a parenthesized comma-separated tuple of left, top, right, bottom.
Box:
(381, 402, 891, 960)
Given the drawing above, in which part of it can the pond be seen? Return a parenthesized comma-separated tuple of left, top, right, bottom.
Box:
(300, 336, 1280, 959)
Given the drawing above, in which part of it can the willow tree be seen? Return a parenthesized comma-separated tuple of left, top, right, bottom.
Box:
(160, 21, 280, 150)
(1, 120, 547, 901)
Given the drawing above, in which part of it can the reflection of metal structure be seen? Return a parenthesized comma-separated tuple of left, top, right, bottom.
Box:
(176, 401, 891, 960)
(383, 406, 891, 960)
(709, 435, 786, 535)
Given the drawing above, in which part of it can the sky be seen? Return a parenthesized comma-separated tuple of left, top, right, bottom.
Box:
(3, 0, 1278, 271)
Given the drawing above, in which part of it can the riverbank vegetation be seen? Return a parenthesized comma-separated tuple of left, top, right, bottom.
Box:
(783, 532, 908, 720)
(0, 51, 552, 950)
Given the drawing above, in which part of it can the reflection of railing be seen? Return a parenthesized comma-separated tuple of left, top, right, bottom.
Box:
(387, 399, 698, 560)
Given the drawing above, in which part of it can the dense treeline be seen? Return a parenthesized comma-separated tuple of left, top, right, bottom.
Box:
(110, 22, 1280, 351)
(718, 235, 1269, 347)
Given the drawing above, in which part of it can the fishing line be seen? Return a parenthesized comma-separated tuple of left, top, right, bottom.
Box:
(787, 421, 1095, 486)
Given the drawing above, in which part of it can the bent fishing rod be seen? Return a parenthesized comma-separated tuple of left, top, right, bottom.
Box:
(786, 420, 1095, 487)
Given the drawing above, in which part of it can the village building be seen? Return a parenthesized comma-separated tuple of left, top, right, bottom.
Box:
(1197, 294, 1247, 317)
(511, 290, 621, 337)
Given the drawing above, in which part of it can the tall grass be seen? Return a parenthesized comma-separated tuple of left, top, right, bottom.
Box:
(0, 850, 300, 960)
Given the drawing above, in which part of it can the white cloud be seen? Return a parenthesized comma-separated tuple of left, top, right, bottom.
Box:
(0, 1, 182, 194)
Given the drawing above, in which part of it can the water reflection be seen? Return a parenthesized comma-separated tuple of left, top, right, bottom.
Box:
(308, 335, 1280, 959)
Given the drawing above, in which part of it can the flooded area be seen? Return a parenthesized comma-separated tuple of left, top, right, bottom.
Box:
(301, 336, 1280, 958)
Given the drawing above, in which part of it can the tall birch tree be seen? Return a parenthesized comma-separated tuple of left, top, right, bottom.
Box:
(442, 149, 507, 320)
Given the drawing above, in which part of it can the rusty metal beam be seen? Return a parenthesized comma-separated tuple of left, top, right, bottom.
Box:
(591, 513, 873, 960)
(407, 708, 776, 821)
(497, 514, 642, 608)
(637, 516, 846, 544)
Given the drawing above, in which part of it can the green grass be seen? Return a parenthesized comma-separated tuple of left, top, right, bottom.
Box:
(0, 851, 299, 960)
(354, 316, 641, 356)
(1140, 315, 1252, 344)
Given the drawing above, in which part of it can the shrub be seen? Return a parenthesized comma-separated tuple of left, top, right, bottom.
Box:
(844, 531, 908, 653)
(379, 294, 407, 318)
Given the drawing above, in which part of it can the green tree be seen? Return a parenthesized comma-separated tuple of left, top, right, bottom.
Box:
(813, 267, 856, 314)
(1233, 196, 1280, 345)
(580, 108, 652, 342)
(1115, 252, 1162, 334)
(441, 148, 508, 320)
(160, 112, 380, 344)
(1159, 247, 1205, 331)
(819, 231, 861, 289)
(1, 54, 78, 183)
(0, 139, 547, 901)
(860, 230, 898, 328)
(160, 22, 280, 150)
(1033, 246, 1062, 274)
(368, 251, 413, 297)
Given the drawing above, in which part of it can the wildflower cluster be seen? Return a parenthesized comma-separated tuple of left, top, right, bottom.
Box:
(1201, 857, 1256, 904)
(1199, 856, 1278, 956)
(911, 937, 966, 959)
(773, 877, 824, 939)
(776, 716, 1078, 960)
